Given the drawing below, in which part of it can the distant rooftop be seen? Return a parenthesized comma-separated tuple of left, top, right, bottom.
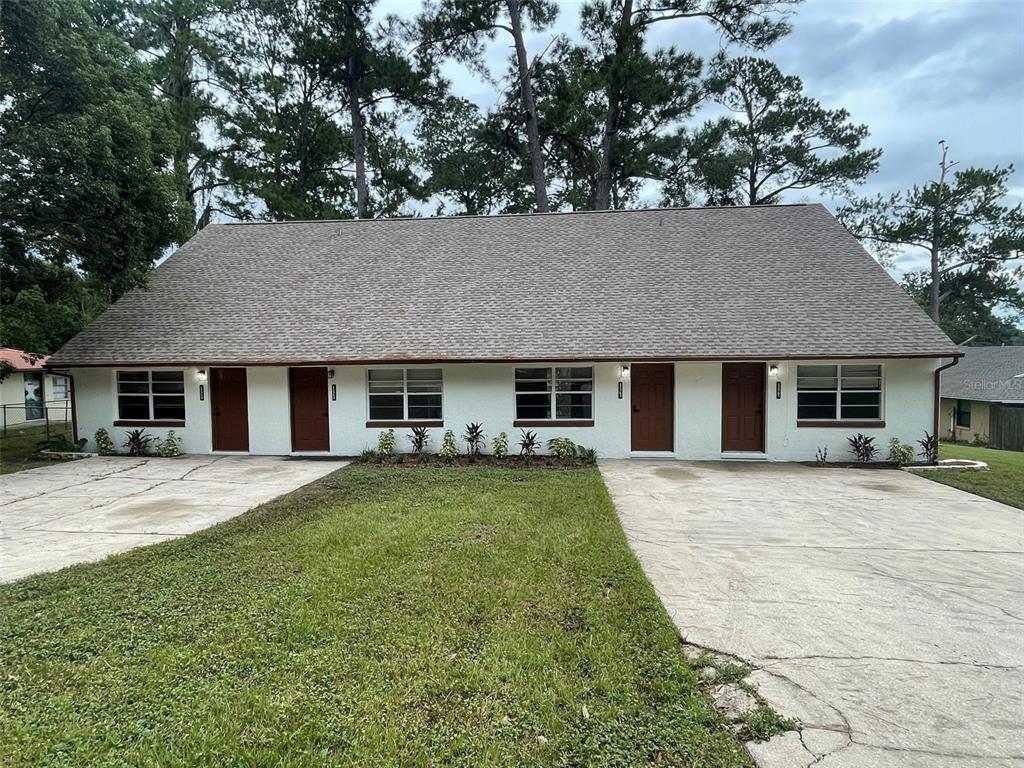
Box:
(941, 346, 1024, 403)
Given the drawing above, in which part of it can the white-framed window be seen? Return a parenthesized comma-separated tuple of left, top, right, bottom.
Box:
(514, 366, 593, 421)
(51, 376, 69, 401)
(796, 364, 882, 421)
(367, 368, 443, 421)
(116, 370, 185, 421)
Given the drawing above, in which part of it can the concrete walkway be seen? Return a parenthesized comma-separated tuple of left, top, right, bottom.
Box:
(600, 460, 1024, 768)
(0, 455, 346, 582)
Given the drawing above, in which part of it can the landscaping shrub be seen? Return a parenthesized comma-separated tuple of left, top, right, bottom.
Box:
(376, 429, 396, 461)
(42, 434, 87, 453)
(358, 448, 377, 463)
(407, 426, 430, 458)
(122, 429, 152, 456)
(154, 430, 183, 458)
(847, 433, 878, 462)
(439, 430, 458, 464)
(517, 429, 540, 465)
(491, 431, 508, 460)
(887, 437, 914, 467)
(918, 431, 939, 465)
(815, 446, 829, 466)
(548, 437, 578, 464)
(94, 428, 116, 456)
(576, 444, 598, 465)
(463, 422, 485, 462)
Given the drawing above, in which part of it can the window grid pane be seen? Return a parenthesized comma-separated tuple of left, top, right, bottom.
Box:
(797, 365, 881, 421)
(116, 371, 186, 421)
(368, 369, 443, 420)
(515, 367, 593, 420)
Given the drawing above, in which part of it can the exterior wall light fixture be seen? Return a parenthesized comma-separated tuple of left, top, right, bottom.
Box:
(768, 364, 780, 378)
(618, 364, 630, 381)
(327, 368, 336, 379)
(196, 369, 208, 382)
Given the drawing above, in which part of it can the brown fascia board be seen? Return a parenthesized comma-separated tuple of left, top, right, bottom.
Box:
(46, 352, 964, 369)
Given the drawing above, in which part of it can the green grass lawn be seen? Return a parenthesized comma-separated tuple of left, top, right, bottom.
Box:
(0, 467, 752, 767)
(0, 422, 71, 474)
(913, 443, 1024, 510)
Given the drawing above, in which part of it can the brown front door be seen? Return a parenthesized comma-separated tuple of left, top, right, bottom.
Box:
(722, 363, 765, 452)
(631, 363, 674, 451)
(289, 367, 329, 451)
(211, 367, 249, 451)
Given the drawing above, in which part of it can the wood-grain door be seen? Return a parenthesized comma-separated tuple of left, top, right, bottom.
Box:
(631, 363, 674, 451)
(721, 363, 765, 452)
(289, 367, 329, 451)
(211, 367, 249, 451)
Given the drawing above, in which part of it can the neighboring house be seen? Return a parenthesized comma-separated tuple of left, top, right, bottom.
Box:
(0, 347, 71, 429)
(47, 205, 960, 461)
(940, 346, 1024, 450)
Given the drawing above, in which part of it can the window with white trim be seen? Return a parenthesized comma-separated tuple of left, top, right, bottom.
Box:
(116, 371, 185, 420)
(515, 366, 593, 420)
(367, 368, 443, 421)
(52, 376, 69, 400)
(796, 364, 882, 421)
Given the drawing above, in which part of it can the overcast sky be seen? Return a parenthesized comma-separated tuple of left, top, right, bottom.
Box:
(380, 0, 1024, 279)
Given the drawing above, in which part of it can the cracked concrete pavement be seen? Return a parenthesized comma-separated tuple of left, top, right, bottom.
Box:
(0, 455, 346, 582)
(600, 460, 1024, 768)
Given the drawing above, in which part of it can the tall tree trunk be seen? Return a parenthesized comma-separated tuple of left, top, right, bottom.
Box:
(595, 0, 632, 210)
(168, 13, 196, 238)
(930, 142, 952, 323)
(348, 60, 369, 218)
(506, 0, 548, 213)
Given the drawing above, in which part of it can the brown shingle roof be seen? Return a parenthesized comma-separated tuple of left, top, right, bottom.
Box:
(48, 205, 959, 366)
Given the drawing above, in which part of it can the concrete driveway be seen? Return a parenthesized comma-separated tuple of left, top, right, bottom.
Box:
(0, 455, 346, 582)
(600, 460, 1024, 768)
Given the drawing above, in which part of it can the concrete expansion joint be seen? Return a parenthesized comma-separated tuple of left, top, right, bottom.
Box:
(761, 653, 1023, 671)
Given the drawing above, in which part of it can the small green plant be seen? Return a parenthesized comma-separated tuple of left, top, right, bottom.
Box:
(358, 448, 377, 463)
(887, 437, 914, 467)
(547, 437, 578, 465)
(463, 422, 485, 462)
(518, 429, 540, 465)
(743, 704, 798, 741)
(918, 431, 939, 465)
(971, 432, 989, 447)
(94, 428, 116, 456)
(122, 428, 152, 456)
(491, 431, 509, 460)
(153, 430, 183, 457)
(377, 429, 396, 461)
(439, 430, 459, 464)
(847, 433, 878, 463)
(576, 444, 598, 465)
(815, 446, 829, 466)
(407, 426, 430, 457)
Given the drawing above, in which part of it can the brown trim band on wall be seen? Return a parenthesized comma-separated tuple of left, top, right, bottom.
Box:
(113, 420, 186, 428)
(796, 420, 886, 429)
(46, 352, 964, 369)
(365, 420, 443, 428)
(513, 420, 595, 428)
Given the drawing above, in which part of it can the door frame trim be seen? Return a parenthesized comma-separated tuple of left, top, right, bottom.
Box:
(720, 361, 766, 453)
(629, 362, 675, 452)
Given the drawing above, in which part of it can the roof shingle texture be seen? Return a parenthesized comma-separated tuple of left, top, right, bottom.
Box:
(940, 346, 1024, 402)
(49, 205, 959, 366)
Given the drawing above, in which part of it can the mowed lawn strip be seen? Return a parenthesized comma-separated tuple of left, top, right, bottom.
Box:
(0, 467, 750, 767)
(913, 443, 1024, 510)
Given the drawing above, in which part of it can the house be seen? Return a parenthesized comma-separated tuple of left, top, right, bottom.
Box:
(47, 205, 960, 461)
(940, 346, 1024, 450)
(0, 347, 71, 429)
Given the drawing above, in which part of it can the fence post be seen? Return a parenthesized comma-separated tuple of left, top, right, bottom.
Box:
(44, 403, 51, 442)
(2, 405, 6, 437)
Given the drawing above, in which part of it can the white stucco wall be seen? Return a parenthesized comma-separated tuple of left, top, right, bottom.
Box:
(69, 358, 939, 462)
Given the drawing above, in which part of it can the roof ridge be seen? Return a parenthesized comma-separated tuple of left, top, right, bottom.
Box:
(220, 203, 824, 226)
